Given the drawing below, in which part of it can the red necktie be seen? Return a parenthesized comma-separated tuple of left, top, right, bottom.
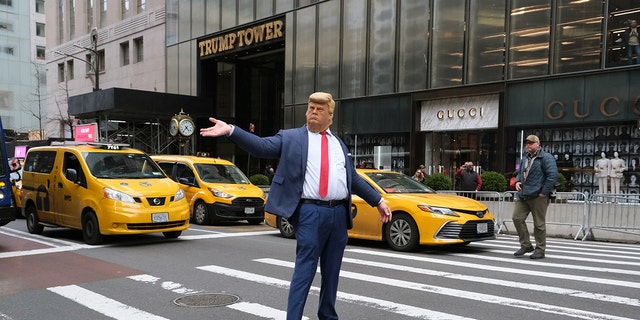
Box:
(319, 131, 329, 198)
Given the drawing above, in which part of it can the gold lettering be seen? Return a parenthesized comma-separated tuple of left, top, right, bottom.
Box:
(437, 110, 444, 119)
(457, 109, 465, 118)
(252, 25, 265, 43)
(469, 108, 476, 117)
(600, 96, 620, 117)
(546, 101, 564, 120)
(273, 20, 283, 38)
(447, 110, 454, 118)
(573, 100, 589, 119)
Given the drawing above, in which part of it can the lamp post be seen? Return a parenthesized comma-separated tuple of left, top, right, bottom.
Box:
(72, 43, 99, 91)
(54, 50, 99, 91)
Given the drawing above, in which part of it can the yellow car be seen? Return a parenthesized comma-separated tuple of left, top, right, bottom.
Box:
(265, 169, 496, 252)
(151, 155, 266, 225)
(21, 143, 190, 244)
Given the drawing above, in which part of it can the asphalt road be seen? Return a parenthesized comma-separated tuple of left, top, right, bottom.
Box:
(1, 219, 639, 320)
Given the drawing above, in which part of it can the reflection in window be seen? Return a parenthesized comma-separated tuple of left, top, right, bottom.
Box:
(431, 0, 464, 87)
(398, 0, 429, 91)
(508, 0, 551, 79)
(468, 0, 506, 84)
(554, 0, 603, 73)
(368, 0, 396, 95)
(606, 5, 640, 67)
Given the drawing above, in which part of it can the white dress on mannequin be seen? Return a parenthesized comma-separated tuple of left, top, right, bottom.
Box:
(595, 152, 611, 194)
(609, 152, 626, 194)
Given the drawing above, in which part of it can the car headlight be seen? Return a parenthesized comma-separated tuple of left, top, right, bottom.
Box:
(209, 188, 233, 199)
(417, 205, 459, 217)
(175, 188, 185, 201)
(103, 187, 135, 203)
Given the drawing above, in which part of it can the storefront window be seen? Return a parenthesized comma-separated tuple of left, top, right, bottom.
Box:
(398, 0, 430, 92)
(467, 0, 506, 84)
(368, 0, 396, 95)
(425, 131, 496, 179)
(508, 0, 551, 79)
(520, 124, 640, 197)
(431, 0, 464, 88)
(345, 133, 409, 174)
(553, 0, 603, 73)
(606, 5, 640, 67)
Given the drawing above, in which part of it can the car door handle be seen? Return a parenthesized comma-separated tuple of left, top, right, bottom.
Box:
(58, 182, 63, 188)
(64, 195, 71, 201)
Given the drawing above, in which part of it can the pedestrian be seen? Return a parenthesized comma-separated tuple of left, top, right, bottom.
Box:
(454, 162, 482, 191)
(413, 164, 426, 182)
(624, 19, 640, 64)
(512, 134, 558, 259)
(200, 91, 392, 320)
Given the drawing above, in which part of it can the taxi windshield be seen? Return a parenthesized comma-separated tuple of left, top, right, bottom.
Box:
(364, 172, 436, 194)
(84, 152, 166, 179)
(195, 163, 250, 184)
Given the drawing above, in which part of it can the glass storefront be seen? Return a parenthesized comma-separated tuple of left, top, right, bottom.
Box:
(520, 123, 640, 198)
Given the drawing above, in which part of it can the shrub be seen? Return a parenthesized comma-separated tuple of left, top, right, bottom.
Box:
(425, 173, 452, 190)
(556, 173, 568, 191)
(480, 171, 508, 192)
(249, 174, 270, 186)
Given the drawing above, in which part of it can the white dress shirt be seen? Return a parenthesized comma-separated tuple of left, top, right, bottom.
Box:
(302, 129, 348, 200)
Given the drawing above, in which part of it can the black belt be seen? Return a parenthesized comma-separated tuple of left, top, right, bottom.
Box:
(301, 199, 346, 207)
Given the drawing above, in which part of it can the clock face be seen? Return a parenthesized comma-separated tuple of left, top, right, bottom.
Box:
(179, 118, 195, 136)
(169, 119, 179, 136)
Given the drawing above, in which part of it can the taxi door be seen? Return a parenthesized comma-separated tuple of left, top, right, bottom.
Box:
(53, 151, 87, 229)
(349, 194, 384, 241)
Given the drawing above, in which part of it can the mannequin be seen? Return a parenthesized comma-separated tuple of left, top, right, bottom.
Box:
(609, 152, 627, 194)
(595, 152, 611, 194)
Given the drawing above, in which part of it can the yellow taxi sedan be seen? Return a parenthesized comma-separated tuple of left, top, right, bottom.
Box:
(265, 169, 495, 252)
(152, 155, 266, 225)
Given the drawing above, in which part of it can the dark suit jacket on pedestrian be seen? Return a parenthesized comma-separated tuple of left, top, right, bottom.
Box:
(228, 125, 381, 229)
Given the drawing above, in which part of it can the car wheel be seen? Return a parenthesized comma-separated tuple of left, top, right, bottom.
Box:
(193, 201, 209, 225)
(163, 231, 182, 239)
(25, 205, 44, 234)
(384, 213, 419, 252)
(277, 216, 295, 239)
(247, 218, 263, 225)
(82, 211, 104, 245)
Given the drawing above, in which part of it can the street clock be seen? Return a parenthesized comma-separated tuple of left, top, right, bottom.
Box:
(170, 109, 195, 145)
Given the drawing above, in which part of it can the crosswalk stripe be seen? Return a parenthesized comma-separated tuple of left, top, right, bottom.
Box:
(47, 285, 169, 320)
(196, 264, 476, 320)
(339, 257, 639, 307)
(256, 258, 636, 320)
(347, 248, 640, 288)
(486, 237, 640, 257)
(127, 274, 294, 319)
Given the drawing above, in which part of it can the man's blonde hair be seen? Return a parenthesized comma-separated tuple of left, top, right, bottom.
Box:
(309, 92, 335, 114)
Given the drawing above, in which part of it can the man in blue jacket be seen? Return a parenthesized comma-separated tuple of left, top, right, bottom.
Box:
(513, 134, 558, 259)
(200, 91, 392, 319)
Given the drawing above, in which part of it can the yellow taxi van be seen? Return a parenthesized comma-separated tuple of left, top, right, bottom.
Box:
(151, 155, 265, 225)
(21, 143, 190, 244)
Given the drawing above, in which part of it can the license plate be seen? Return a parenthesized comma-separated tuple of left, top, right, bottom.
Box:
(244, 207, 255, 214)
(477, 223, 488, 233)
(152, 212, 169, 223)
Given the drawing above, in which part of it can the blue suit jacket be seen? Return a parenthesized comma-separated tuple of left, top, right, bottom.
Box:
(228, 125, 381, 229)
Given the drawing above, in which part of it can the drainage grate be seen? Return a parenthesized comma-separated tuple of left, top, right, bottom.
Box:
(173, 293, 241, 308)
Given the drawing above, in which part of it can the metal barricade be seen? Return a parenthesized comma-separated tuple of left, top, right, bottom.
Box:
(436, 190, 505, 228)
(583, 193, 640, 241)
(497, 191, 587, 240)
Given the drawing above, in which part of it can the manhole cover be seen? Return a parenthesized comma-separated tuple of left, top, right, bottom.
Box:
(173, 293, 241, 307)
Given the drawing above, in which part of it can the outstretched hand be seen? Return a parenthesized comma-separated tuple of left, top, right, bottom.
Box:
(200, 117, 233, 137)
(377, 201, 392, 223)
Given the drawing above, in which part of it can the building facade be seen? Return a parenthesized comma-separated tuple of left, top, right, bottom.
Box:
(166, 0, 640, 195)
(45, 0, 166, 142)
(168, 1, 637, 195)
(0, 0, 47, 140)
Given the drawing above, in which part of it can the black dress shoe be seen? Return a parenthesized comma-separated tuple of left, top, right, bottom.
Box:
(530, 251, 545, 259)
(514, 246, 534, 256)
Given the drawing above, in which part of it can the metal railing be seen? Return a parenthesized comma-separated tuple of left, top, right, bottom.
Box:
(583, 193, 640, 240)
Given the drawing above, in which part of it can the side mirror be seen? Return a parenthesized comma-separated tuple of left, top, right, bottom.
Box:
(66, 168, 78, 183)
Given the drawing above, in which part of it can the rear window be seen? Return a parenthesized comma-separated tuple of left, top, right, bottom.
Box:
(24, 151, 56, 174)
